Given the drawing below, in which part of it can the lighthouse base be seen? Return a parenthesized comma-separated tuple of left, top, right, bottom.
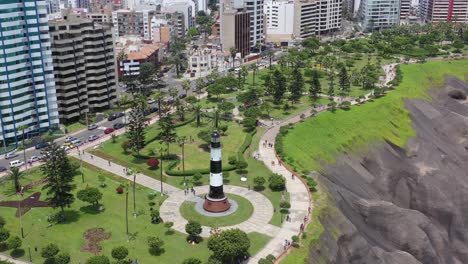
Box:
(203, 195, 231, 213)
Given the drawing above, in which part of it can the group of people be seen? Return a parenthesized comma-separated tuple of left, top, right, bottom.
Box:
(184, 187, 196, 196)
(263, 140, 274, 148)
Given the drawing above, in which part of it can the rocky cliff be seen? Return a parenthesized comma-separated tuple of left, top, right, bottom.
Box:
(310, 76, 468, 264)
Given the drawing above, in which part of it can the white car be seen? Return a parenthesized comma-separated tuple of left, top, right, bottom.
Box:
(148, 99, 156, 104)
(61, 146, 70, 151)
(28, 156, 39, 163)
(71, 139, 83, 147)
(10, 160, 24, 168)
(64, 136, 77, 143)
(88, 135, 100, 142)
(87, 124, 98, 130)
(5, 152, 18, 159)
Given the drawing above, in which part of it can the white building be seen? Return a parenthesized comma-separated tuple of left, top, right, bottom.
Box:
(358, 0, 401, 31)
(163, 1, 194, 29)
(46, 0, 61, 14)
(0, 0, 59, 146)
(245, 0, 265, 50)
(264, 0, 294, 41)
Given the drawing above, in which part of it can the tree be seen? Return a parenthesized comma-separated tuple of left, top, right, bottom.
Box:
(308, 70, 321, 100)
(229, 47, 237, 68)
(121, 140, 131, 154)
(139, 62, 156, 86)
(147, 236, 165, 255)
(268, 174, 286, 191)
(271, 69, 287, 104)
(453, 39, 464, 52)
(207, 229, 250, 263)
(77, 187, 103, 206)
(185, 221, 202, 243)
(182, 258, 202, 264)
(240, 66, 248, 86)
(249, 64, 259, 86)
(158, 113, 177, 155)
(207, 84, 226, 100)
(85, 256, 110, 264)
(327, 72, 335, 97)
(40, 143, 76, 221)
(218, 101, 235, 116)
(127, 100, 147, 156)
(181, 79, 191, 95)
(288, 66, 304, 103)
(7, 236, 21, 251)
(41, 243, 60, 259)
(263, 73, 273, 95)
(301, 37, 320, 54)
(55, 253, 71, 264)
(8, 167, 21, 192)
(194, 104, 203, 127)
(253, 176, 265, 190)
(338, 66, 350, 95)
(261, 102, 272, 116)
(111, 246, 129, 261)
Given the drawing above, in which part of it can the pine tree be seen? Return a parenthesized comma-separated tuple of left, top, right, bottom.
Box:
(159, 112, 177, 155)
(338, 66, 350, 95)
(127, 100, 147, 156)
(263, 73, 273, 96)
(288, 66, 304, 103)
(271, 69, 287, 104)
(40, 143, 76, 221)
(308, 70, 321, 99)
(328, 73, 335, 97)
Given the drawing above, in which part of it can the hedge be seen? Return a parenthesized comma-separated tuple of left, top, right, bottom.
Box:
(236, 130, 256, 163)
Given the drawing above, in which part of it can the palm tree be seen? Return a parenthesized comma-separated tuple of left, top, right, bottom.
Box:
(264, 50, 274, 71)
(229, 47, 237, 68)
(169, 87, 178, 101)
(194, 104, 202, 127)
(117, 50, 128, 75)
(181, 79, 191, 95)
(240, 66, 248, 86)
(152, 91, 165, 117)
(9, 167, 21, 192)
(177, 136, 187, 185)
(249, 64, 258, 86)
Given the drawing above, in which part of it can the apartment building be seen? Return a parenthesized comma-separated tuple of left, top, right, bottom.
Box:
(220, 0, 251, 57)
(0, 0, 60, 146)
(112, 9, 159, 40)
(400, 0, 411, 20)
(293, 0, 343, 38)
(49, 12, 117, 123)
(264, 0, 295, 41)
(358, 0, 401, 31)
(419, 0, 468, 23)
(245, 0, 265, 50)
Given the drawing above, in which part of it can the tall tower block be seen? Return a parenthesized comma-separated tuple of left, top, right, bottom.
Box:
(203, 131, 231, 212)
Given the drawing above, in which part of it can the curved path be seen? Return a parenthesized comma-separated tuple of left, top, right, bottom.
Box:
(160, 185, 280, 238)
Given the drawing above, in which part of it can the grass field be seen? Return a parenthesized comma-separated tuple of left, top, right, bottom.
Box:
(280, 60, 468, 173)
(180, 194, 253, 227)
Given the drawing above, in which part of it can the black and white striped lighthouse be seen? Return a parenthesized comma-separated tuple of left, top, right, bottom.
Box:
(203, 130, 231, 212)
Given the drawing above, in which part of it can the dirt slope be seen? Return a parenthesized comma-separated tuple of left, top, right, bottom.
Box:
(312, 76, 468, 264)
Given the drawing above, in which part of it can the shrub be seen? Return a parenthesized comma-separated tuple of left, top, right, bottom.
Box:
(147, 193, 157, 200)
(307, 178, 317, 192)
(228, 156, 237, 165)
(111, 246, 129, 260)
(253, 176, 265, 190)
(207, 229, 250, 263)
(77, 187, 103, 206)
(147, 236, 164, 255)
(182, 258, 202, 264)
(268, 174, 286, 191)
(55, 253, 71, 264)
(193, 172, 203, 186)
(236, 161, 248, 169)
(151, 210, 161, 224)
(41, 243, 60, 259)
(147, 158, 160, 168)
(292, 235, 299, 243)
(85, 255, 110, 264)
(0, 216, 5, 228)
(6, 236, 21, 250)
(116, 186, 124, 194)
(280, 201, 291, 209)
(0, 229, 9, 242)
(185, 221, 202, 243)
(121, 140, 132, 154)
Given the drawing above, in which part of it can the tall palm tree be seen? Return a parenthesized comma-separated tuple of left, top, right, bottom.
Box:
(181, 79, 191, 95)
(229, 47, 237, 68)
(194, 104, 202, 127)
(152, 91, 165, 117)
(9, 167, 22, 192)
(249, 64, 259, 86)
(264, 50, 274, 71)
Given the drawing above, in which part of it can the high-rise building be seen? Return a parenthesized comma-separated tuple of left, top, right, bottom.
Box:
(112, 9, 159, 40)
(220, 0, 251, 57)
(419, 0, 468, 23)
(358, 0, 401, 31)
(0, 0, 59, 146)
(400, 0, 411, 20)
(45, 0, 61, 14)
(49, 11, 117, 123)
(264, 0, 295, 42)
(163, 1, 194, 30)
(293, 0, 343, 38)
(245, 0, 265, 51)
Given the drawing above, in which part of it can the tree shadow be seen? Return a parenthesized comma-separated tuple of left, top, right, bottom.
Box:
(10, 248, 25, 258)
(253, 186, 265, 191)
(165, 230, 175, 236)
(57, 210, 81, 224)
(0, 243, 8, 252)
(149, 248, 165, 256)
(80, 205, 102, 215)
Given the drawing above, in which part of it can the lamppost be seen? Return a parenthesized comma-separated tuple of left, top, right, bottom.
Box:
(178, 136, 187, 186)
(18, 186, 24, 238)
(159, 146, 165, 196)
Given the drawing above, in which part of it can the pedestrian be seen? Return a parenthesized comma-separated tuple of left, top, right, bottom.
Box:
(248, 185, 250, 191)
(193, 189, 196, 195)
(91, 155, 94, 160)
(108, 160, 111, 166)
(292, 174, 295, 180)
(278, 159, 281, 166)
(300, 223, 304, 231)
(308, 207, 311, 213)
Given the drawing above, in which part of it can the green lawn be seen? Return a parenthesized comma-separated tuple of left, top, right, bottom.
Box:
(280, 60, 468, 173)
(180, 194, 253, 227)
(63, 122, 86, 134)
(248, 232, 272, 256)
(0, 159, 212, 264)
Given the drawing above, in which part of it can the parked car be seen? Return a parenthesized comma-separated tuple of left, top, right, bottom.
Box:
(113, 123, 125, 130)
(5, 152, 18, 159)
(147, 99, 156, 104)
(61, 145, 70, 151)
(64, 136, 77, 143)
(71, 139, 83, 147)
(104, 128, 114, 134)
(108, 112, 124, 121)
(115, 112, 125, 118)
(87, 124, 98, 130)
(35, 142, 48, 149)
(0, 166, 7, 172)
(28, 156, 39, 163)
(178, 93, 187, 99)
(9, 160, 24, 168)
(88, 135, 100, 142)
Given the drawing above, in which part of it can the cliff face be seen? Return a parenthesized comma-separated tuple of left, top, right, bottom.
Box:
(310, 77, 468, 264)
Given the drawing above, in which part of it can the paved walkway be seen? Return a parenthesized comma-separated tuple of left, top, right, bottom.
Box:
(0, 254, 30, 264)
(160, 185, 280, 238)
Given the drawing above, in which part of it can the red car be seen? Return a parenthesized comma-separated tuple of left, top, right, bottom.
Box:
(104, 128, 114, 134)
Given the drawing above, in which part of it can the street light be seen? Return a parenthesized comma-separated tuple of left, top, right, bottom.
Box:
(18, 186, 24, 238)
(178, 136, 187, 186)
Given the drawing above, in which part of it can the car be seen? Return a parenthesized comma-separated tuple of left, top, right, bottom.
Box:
(61, 146, 70, 151)
(35, 142, 48, 149)
(113, 123, 125, 130)
(64, 136, 77, 143)
(147, 99, 156, 104)
(107, 114, 117, 121)
(71, 139, 83, 147)
(87, 124, 98, 130)
(192, 87, 198, 92)
(5, 152, 18, 159)
(104, 128, 114, 134)
(115, 112, 125, 118)
(178, 93, 187, 99)
(88, 135, 100, 142)
(0, 166, 7, 172)
(10, 160, 24, 168)
(28, 156, 39, 163)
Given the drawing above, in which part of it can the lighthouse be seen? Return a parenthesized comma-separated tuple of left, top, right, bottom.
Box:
(203, 130, 231, 213)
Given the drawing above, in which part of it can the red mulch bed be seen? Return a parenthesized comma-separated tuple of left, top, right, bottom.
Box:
(80, 228, 112, 255)
(0, 192, 49, 217)
(23, 178, 48, 191)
